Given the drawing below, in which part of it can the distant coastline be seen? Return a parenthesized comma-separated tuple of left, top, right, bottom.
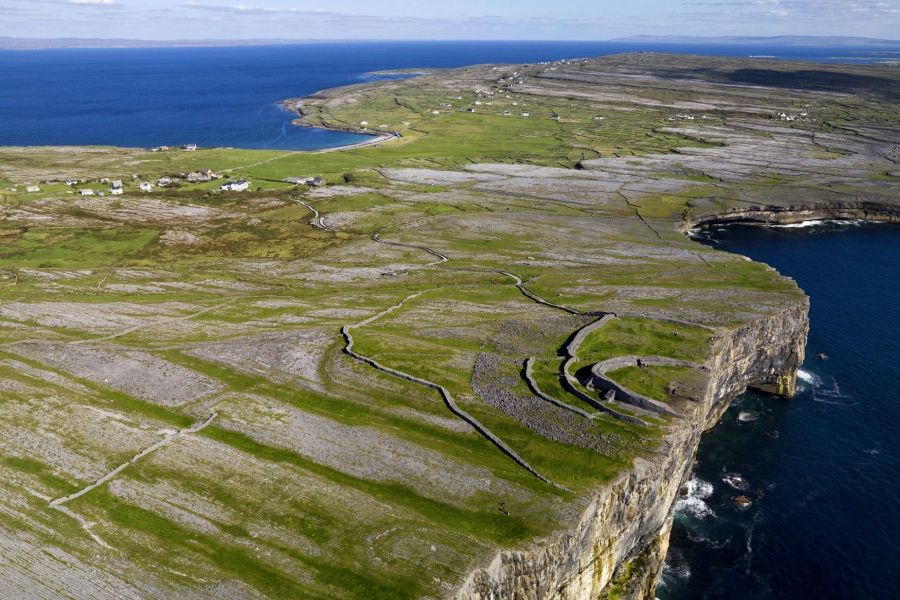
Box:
(2, 34, 899, 51)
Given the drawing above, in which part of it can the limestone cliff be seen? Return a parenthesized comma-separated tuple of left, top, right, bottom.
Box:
(686, 201, 900, 230)
(455, 300, 809, 600)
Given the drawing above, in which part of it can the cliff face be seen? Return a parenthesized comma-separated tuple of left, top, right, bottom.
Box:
(456, 300, 809, 600)
(686, 202, 900, 230)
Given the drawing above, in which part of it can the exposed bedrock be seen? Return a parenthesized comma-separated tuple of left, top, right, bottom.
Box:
(456, 300, 808, 600)
(687, 200, 900, 229)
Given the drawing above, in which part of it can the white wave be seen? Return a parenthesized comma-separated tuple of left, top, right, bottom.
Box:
(723, 472, 750, 491)
(797, 369, 820, 385)
(676, 477, 716, 519)
(662, 561, 691, 581)
(772, 218, 865, 229)
(772, 219, 825, 228)
(738, 411, 759, 422)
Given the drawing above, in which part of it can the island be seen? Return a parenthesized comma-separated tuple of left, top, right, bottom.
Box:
(0, 53, 898, 599)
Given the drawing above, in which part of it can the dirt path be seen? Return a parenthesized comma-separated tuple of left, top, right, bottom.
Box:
(297, 200, 335, 231)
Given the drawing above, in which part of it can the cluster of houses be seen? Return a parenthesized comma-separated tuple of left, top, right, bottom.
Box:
(775, 110, 811, 122)
(667, 114, 711, 122)
(283, 176, 325, 187)
(150, 144, 198, 152)
(497, 72, 525, 87)
(13, 167, 261, 197)
(186, 169, 222, 183)
(56, 177, 124, 197)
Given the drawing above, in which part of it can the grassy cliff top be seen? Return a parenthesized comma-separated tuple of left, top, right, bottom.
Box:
(0, 53, 898, 598)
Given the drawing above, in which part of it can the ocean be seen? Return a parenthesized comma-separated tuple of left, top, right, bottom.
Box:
(1, 40, 897, 150)
(660, 222, 900, 600)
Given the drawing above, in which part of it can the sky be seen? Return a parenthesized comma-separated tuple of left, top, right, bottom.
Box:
(1, 0, 899, 41)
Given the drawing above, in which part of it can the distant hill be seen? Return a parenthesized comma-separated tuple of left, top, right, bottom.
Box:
(0, 37, 347, 50)
(614, 35, 900, 47)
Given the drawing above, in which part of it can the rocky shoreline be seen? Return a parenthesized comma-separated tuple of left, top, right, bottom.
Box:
(280, 96, 400, 151)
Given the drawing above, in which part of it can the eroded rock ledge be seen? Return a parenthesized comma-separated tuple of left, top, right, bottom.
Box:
(456, 300, 808, 600)
(687, 201, 900, 229)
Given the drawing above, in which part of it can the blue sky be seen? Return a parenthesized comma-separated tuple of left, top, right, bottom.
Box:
(2, 0, 899, 40)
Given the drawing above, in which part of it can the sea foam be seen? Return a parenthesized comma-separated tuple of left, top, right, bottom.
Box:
(797, 369, 820, 385)
(676, 477, 716, 519)
(772, 219, 865, 229)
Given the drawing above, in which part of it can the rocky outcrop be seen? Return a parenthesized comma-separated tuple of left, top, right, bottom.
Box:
(455, 299, 808, 600)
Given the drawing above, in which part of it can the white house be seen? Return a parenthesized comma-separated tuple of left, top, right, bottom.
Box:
(521, 111, 530, 117)
(157, 176, 172, 187)
(25, 185, 40, 193)
(358, 121, 369, 128)
(78, 189, 94, 196)
(64, 179, 79, 186)
(111, 179, 123, 189)
(182, 144, 198, 151)
(139, 182, 153, 192)
(110, 187, 123, 195)
(220, 179, 251, 192)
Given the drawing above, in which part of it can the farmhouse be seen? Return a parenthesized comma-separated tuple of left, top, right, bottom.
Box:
(78, 189, 94, 196)
(220, 179, 251, 192)
(25, 185, 40, 193)
(139, 182, 153, 192)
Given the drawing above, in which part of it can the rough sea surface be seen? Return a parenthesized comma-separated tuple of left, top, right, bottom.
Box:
(661, 222, 900, 600)
(1, 41, 897, 150)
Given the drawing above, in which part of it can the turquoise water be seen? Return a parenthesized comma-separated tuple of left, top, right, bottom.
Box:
(1, 41, 897, 150)
(660, 222, 900, 599)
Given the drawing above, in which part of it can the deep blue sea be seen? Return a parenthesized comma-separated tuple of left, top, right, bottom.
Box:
(660, 222, 900, 600)
(1, 40, 898, 150)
